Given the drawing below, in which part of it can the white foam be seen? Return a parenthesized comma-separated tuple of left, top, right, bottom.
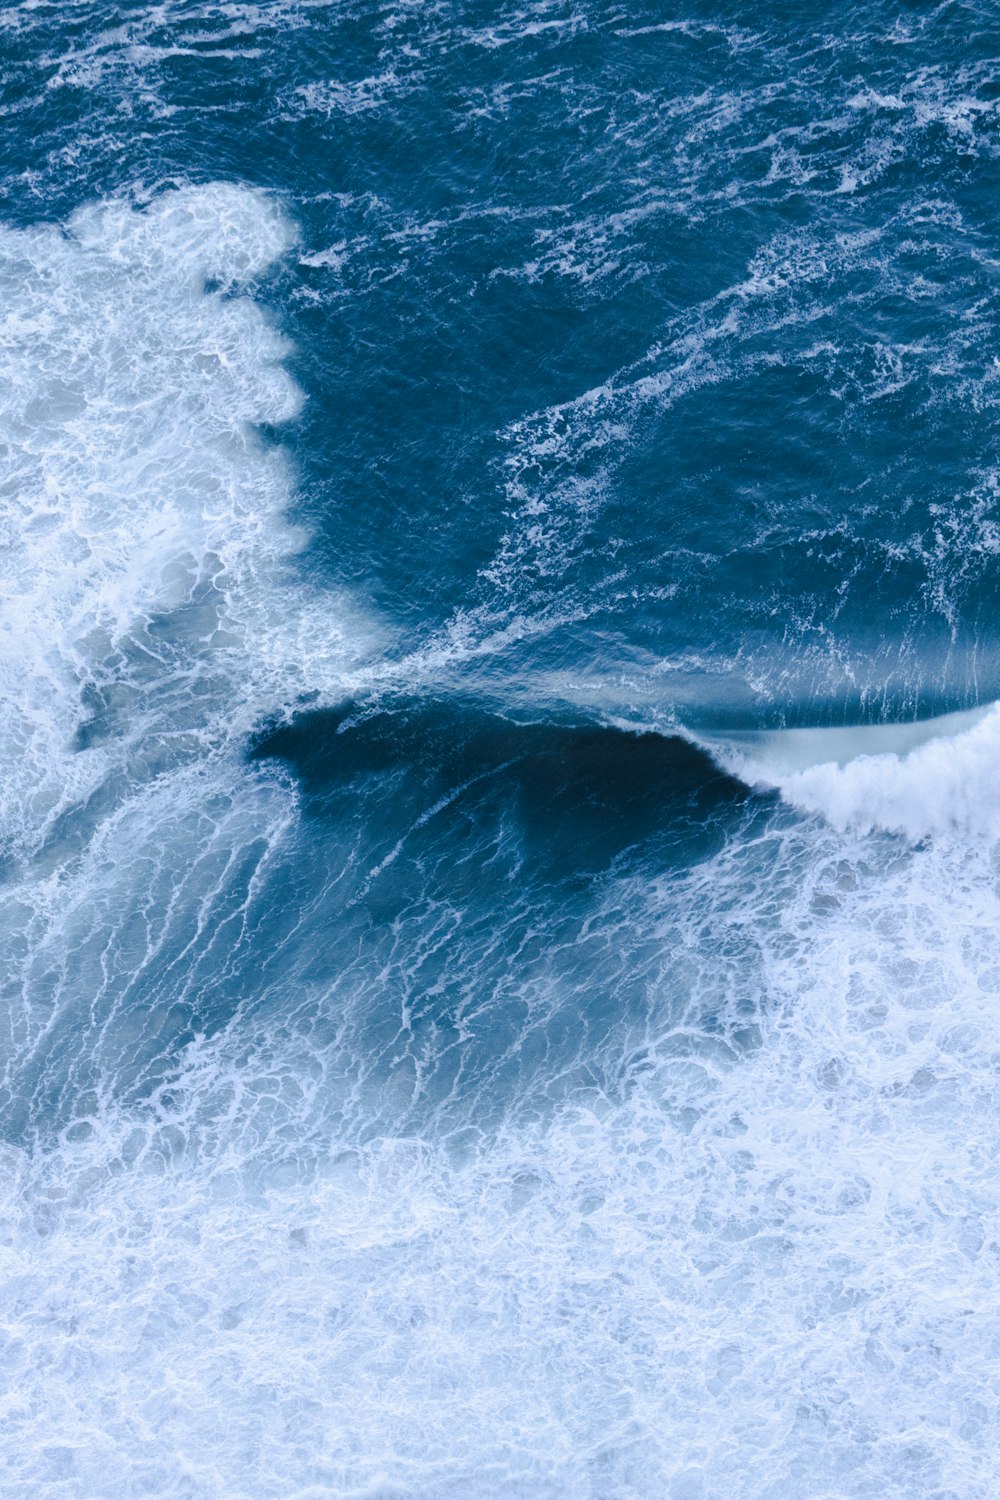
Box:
(0, 183, 369, 861)
(6, 808, 1000, 1498)
(708, 703, 1000, 840)
(0, 182, 382, 1156)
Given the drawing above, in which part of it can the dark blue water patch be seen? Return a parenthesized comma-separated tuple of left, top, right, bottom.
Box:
(252, 699, 754, 884)
(567, 352, 1000, 713)
(5, 0, 1000, 685)
(235, 703, 768, 1130)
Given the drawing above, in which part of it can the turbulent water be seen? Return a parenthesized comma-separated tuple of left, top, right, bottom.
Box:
(3, 3, 1000, 1496)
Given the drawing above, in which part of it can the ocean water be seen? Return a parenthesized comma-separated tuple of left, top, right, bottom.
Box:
(3, 2, 1000, 1496)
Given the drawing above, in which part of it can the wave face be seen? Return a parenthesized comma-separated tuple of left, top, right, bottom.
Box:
(5, 4, 1000, 1498)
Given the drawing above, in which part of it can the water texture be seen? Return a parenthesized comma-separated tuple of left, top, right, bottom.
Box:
(2, 3, 1000, 1496)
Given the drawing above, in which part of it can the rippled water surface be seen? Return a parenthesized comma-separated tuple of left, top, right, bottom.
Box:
(3, 3, 1000, 1496)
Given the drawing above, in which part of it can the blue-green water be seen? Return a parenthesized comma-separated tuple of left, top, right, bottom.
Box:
(3, 4, 1000, 1496)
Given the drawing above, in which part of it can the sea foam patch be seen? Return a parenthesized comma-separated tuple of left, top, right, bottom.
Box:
(0, 183, 363, 862)
(706, 703, 1000, 840)
(4, 805, 1000, 1500)
(0, 184, 374, 1131)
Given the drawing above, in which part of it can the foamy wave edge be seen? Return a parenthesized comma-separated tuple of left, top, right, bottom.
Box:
(697, 702, 1000, 840)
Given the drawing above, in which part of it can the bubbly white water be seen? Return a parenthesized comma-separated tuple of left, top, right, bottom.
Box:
(3, 186, 1000, 1500)
(7, 811, 1000, 1498)
(0, 181, 375, 862)
(710, 703, 1000, 839)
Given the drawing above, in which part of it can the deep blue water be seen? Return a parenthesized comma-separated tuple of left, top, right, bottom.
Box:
(3, 3, 1000, 1496)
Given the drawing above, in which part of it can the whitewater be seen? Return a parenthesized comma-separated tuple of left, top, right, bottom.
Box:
(3, 3, 1000, 1498)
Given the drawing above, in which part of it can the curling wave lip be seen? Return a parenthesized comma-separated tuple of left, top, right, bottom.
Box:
(700, 703, 993, 778)
(699, 702, 1000, 839)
